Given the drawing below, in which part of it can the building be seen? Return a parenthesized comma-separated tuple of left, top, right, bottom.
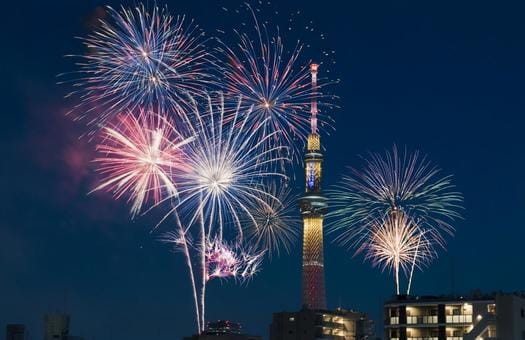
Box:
(44, 314, 70, 340)
(183, 320, 262, 340)
(269, 64, 374, 340)
(204, 321, 242, 335)
(6, 324, 26, 340)
(43, 314, 85, 340)
(270, 307, 374, 340)
(384, 292, 525, 340)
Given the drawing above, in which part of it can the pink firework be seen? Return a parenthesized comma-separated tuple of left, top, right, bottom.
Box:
(216, 5, 335, 159)
(205, 237, 265, 283)
(93, 110, 193, 217)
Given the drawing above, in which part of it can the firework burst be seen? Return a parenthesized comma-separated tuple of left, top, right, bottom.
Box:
(205, 237, 265, 283)
(359, 211, 436, 294)
(63, 4, 211, 132)
(216, 5, 334, 160)
(161, 93, 290, 237)
(329, 145, 463, 249)
(247, 183, 299, 258)
(92, 110, 193, 217)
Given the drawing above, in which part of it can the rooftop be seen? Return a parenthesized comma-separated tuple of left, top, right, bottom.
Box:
(385, 291, 525, 305)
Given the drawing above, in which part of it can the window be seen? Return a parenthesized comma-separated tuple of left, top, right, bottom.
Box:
(487, 326, 497, 338)
(487, 304, 496, 314)
(521, 308, 524, 318)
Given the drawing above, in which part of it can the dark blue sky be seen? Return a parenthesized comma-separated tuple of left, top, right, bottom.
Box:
(1, 1, 525, 339)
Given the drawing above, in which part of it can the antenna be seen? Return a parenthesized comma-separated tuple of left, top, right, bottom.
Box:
(310, 63, 318, 134)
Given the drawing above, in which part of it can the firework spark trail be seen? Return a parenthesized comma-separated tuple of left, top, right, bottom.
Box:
(407, 235, 421, 295)
(247, 183, 299, 258)
(216, 4, 335, 161)
(62, 5, 212, 133)
(360, 212, 436, 295)
(92, 110, 193, 217)
(160, 215, 201, 331)
(162, 231, 265, 331)
(329, 145, 463, 249)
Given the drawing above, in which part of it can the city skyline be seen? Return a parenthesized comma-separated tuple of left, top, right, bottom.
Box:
(2, 0, 525, 339)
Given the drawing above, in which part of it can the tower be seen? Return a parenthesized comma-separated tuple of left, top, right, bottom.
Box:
(299, 63, 328, 310)
(269, 63, 375, 340)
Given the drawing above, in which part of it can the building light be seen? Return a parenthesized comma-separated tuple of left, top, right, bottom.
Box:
(289, 317, 295, 322)
(476, 314, 483, 322)
(487, 303, 496, 314)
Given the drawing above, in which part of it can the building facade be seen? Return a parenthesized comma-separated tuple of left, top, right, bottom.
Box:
(270, 307, 374, 340)
(384, 292, 525, 340)
(183, 320, 262, 340)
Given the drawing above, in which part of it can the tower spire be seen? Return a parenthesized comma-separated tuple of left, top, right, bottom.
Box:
(310, 63, 319, 134)
(299, 63, 328, 310)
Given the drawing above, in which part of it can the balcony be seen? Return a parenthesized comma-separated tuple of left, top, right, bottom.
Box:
(446, 315, 472, 323)
(407, 316, 438, 324)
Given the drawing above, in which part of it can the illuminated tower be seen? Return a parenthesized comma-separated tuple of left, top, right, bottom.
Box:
(299, 63, 328, 310)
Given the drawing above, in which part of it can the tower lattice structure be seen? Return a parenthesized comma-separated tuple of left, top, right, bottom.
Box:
(299, 63, 328, 310)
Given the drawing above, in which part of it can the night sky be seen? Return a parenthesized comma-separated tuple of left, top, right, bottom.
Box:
(2, 1, 525, 339)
